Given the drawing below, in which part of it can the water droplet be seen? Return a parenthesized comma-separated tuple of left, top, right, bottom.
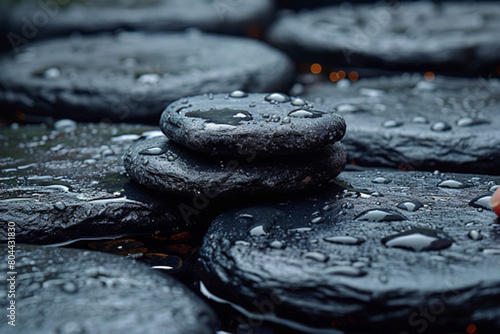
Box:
(289, 227, 312, 233)
(483, 248, 500, 255)
(139, 147, 166, 155)
(265, 93, 290, 103)
(230, 90, 248, 98)
(249, 101, 256, 107)
(382, 120, 403, 128)
(335, 103, 365, 113)
(372, 177, 392, 184)
(44, 67, 61, 79)
(311, 216, 323, 224)
(167, 155, 177, 162)
(468, 230, 483, 241)
(431, 121, 452, 132)
(412, 116, 428, 124)
(270, 240, 284, 249)
(249, 225, 266, 236)
(382, 227, 453, 252)
(291, 98, 307, 106)
(438, 180, 468, 189)
(45, 185, 70, 192)
(137, 73, 160, 85)
(54, 119, 77, 133)
(396, 201, 424, 212)
(61, 281, 78, 293)
(186, 108, 252, 126)
(54, 201, 66, 211)
(282, 117, 291, 124)
(490, 185, 499, 192)
(324, 236, 365, 245)
(304, 252, 328, 262)
(288, 109, 325, 118)
(456, 117, 489, 127)
(469, 194, 492, 210)
(235, 240, 250, 246)
(271, 114, 280, 122)
(57, 321, 85, 334)
(355, 209, 407, 222)
(322, 266, 366, 277)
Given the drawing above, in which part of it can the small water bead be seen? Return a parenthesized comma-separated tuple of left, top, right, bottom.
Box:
(335, 103, 364, 113)
(139, 147, 166, 155)
(468, 230, 483, 241)
(322, 266, 366, 277)
(438, 180, 468, 189)
(311, 217, 323, 224)
(382, 228, 453, 252)
(282, 117, 291, 124)
(412, 116, 428, 124)
(456, 117, 489, 127)
(483, 248, 500, 255)
(249, 101, 256, 107)
(265, 93, 290, 103)
(44, 67, 61, 79)
(45, 185, 70, 192)
(54, 119, 77, 133)
(355, 209, 407, 222)
(396, 200, 423, 212)
(61, 281, 78, 294)
(235, 240, 251, 246)
(249, 225, 266, 236)
(291, 98, 307, 106)
(54, 201, 66, 211)
(288, 109, 325, 118)
(289, 227, 312, 233)
(431, 121, 452, 132)
(324, 236, 365, 245)
(167, 155, 177, 162)
(469, 194, 493, 210)
(262, 114, 270, 119)
(137, 73, 160, 85)
(271, 114, 280, 122)
(185, 108, 253, 125)
(270, 240, 284, 249)
(489, 185, 499, 192)
(382, 120, 403, 128)
(372, 177, 392, 184)
(304, 252, 328, 262)
(229, 90, 248, 98)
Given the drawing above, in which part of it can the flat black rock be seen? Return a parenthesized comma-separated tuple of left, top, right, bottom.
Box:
(124, 136, 346, 197)
(160, 93, 346, 156)
(199, 169, 500, 333)
(267, 2, 500, 75)
(4, 0, 273, 43)
(0, 245, 216, 334)
(304, 75, 500, 175)
(0, 31, 293, 122)
(0, 122, 201, 244)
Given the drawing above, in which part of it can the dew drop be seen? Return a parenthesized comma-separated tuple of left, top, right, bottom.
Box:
(54, 119, 77, 133)
(137, 73, 160, 85)
(469, 194, 492, 210)
(412, 116, 428, 124)
(468, 230, 483, 241)
(322, 266, 366, 277)
(265, 93, 290, 103)
(291, 98, 307, 106)
(396, 200, 424, 212)
(304, 252, 328, 262)
(230, 90, 248, 98)
(382, 227, 453, 252)
(431, 121, 451, 132)
(289, 227, 312, 233)
(382, 120, 403, 128)
(483, 248, 500, 255)
(456, 117, 489, 127)
(324, 236, 365, 245)
(139, 147, 166, 155)
(249, 225, 266, 236)
(270, 240, 284, 249)
(490, 185, 499, 192)
(288, 109, 325, 118)
(186, 108, 252, 126)
(282, 116, 291, 124)
(437, 180, 468, 189)
(271, 114, 280, 122)
(54, 201, 66, 211)
(372, 177, 392, 184)
(336, 103, 365, 113)
(355, 209, 407, 222)
(44, 67, 61, 79)
(61, 281, 78, 294)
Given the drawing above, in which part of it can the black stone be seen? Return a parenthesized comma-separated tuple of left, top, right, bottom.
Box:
(4, 0, 274, 41)
(160, 93, 346, 156)
(199, 169, 500, 333)
(267, 2, 500, 75)
(0, 245, 216, 334)
(124, 136, 346, 197)
(304, 75, 500, 175)
(0, 122, 201, 244)
(0, 32, 293, 122)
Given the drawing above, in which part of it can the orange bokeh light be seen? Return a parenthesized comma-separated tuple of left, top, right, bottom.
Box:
(424, 71, 435, 82)
(310, 63, 322, 74)
(338, 70, 346, 79)
(349, 71, 359, 81)
(466, 324, 477, 334)
(329, 72, 339, 82)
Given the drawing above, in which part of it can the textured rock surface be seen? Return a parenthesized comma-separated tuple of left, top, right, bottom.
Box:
(267, 2, 500, 74)
(124, 136, 346, 197)
(199, 169, 500, 333)
(304, 75, 500, 175)
(0, 245, 217, 334)
(4, 0, 274, 39)
(0, 31, 293, 122)
(0, 123, 199, 244)
(161, 92, 346, 156)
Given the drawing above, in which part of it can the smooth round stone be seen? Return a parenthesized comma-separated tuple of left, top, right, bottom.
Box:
(0, 32, 293, 122)
(161, 93, 345, 156)
(199, 170, 500, 333)
(0, 123, 196, 245)
(267, 2, 500, 74)
(5, 0, 273, 40)
(124, 136, 346, 197)
(304, 75, 500, 175)
(0, 245, 216, 334)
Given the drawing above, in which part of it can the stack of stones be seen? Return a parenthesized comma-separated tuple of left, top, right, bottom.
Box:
(124, 91, 347, 197)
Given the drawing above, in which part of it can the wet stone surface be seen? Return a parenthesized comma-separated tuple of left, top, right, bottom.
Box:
(267, 1, 500, 74)
(0, 31, 293, 122)
(4, 0, 274, 39)
(304, 75, 500, 175)
(199, 169, 500, 333)
(0, 122, 203, 244)
(0, 245, 217, 334)
(160, 92, 346, 156)
(124, 135, 346, 197)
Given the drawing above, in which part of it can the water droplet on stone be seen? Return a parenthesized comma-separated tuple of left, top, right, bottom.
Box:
(311, 217, 323, 224)
(186, 108, 252, 126)
(137, 73, 160, 85)
(289, 227, 312, 233)
(456, 117, 489, 127)
(469, 194, 492, 210)
(324, 236, 365, 245)
(355, 209, 407, 222)
(249, 101, 256, 107)
(412, 116, 428, 124)
(235, 240, 250, 246)
(382, 227, 453, 252)
(438, 180, 467, 189)
(396, 200, 424, 212)
(44, 67, 61, 79)
(271, 114, 280, 122)
(468, 230, 483, 241)
(382, 120, 403, 128)
(230, 90, 248, 98)
(288, 109, 324, 118)
(372, 177, 392, 184)
(265, 93, 290, 103)
(322, 266, 366, 277)
(483, 248, 500, 255)
(270, 240, 284, 249)
(304, 252, 328, 262)
(61, 281, 78, 294)
(139, 147, 166, 155)
(54, 201, 66, 211)
(490, 185, 499, 192)
(54, 119, 77, 133)
(431, 121, 451, 132)
(282, 116, 291, 124)
(249, 225, 266, 236)
(291, 98, 307, 106)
